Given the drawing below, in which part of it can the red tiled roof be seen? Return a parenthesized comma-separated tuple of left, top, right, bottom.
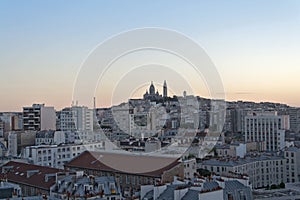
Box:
(0, 161, 63, 190)
(65, 151, 181, 177)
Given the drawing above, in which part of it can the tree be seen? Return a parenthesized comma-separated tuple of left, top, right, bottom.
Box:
(197, 168, 211, 177)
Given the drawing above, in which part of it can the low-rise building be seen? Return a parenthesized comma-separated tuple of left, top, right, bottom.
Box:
(183, 158, 197, 180)
(64, 151, 184, 197)
(141, 177, 252, 200)
(199, 154, 286, 189)
(50, 172, 122, 200)
(24, 142, 106, 168)
(0, 181, 22, 199)
(215, 143, 246, 158)
(0, 161, 62, 197)
(284, 146, 300, 183)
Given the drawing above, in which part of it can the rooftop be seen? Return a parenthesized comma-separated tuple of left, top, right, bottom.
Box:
(0, 161, 63, 190)
(65, 151, 181, 177)
(200, 154, 284, 167)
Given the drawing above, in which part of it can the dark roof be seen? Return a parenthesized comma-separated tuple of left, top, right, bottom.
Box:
(0, 141, 7, 151)
(65, 151, 181, 177)
(203, 181, 219, 191)
(182, 189, 199, 200)
(0, 161, 63, 190)
(224, 180, 247, 191)
(36, 130, 55, 138)
(157, 185, 175, 200)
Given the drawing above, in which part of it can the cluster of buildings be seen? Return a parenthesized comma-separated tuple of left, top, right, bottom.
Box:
(0, 81, 300, 199)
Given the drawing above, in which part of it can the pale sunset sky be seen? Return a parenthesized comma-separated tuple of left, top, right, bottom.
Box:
(1, 0, 300, 111)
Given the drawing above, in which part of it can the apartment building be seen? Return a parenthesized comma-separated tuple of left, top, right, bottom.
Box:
(56, 106, 94, 132)
(244, 111, 289, 151)
(199, 154, 286, 189)
(23, 104, 56, 131)
(24, 142, 106, 168)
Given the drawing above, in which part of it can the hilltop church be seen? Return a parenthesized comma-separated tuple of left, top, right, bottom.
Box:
(143, 80, 168, 101)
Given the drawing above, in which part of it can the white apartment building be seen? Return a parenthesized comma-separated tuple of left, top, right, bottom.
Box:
(8, 132, 17, 157)
(215, 143, 247, 158)
(24, 142, 106, 169)
(284, 146, 300, 183)
(35, 130, 66, 145)
(23, 104, 56, 131)
(56, 106, 94, 132)
(244, 111, 289, 151)
(199, 154, 286, 189)
(288, 107, 300, 133)
(183, 158, 197, 180)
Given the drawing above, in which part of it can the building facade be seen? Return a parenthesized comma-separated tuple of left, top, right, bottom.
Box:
(65, 151, 184, 197)
(244, 112, 289, 151)
(24, 142, 106, 168)
(284, 146, 300, 183)
(8, 131, 36, 157)
(0, 161, 61, 197)
(56, 106, 94, 132)
(199, 154, 286, 189)
(23, 104, 56, 131)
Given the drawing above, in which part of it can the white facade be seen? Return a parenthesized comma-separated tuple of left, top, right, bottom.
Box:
(235, 143, 247, 158)
(35, 131, 66, 145)
(8, 132, 18, 157)
(24, 142, 106, 168)
(244, 112, 289, 151)
(216, 143, 247, 158)
(145, 138, 161, 153)
(183, 158, 197, 180)
(284, 147, 300, 183)
(57, 106, 94, 132)
(199, 155, 286, 189)
(40, 106, 56, 130)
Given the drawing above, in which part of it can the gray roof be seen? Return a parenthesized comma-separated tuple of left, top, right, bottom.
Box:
(286, 146, 300, 152)
(157, 185, 175, 200)
(53, 175, 120, 197)
(36, 130, 55, 138)
(0, 141, 7, 151)
(203, 181, 219, 191)
(201, 154, 284, 167)
(182, 189, 199, 200)
(143, 190, 154, 200)
(156, 184, 189, 200)
(225, 180, 247, 191)
(224, 180, 253, 200)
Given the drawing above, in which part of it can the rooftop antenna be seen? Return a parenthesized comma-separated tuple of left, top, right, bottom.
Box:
(93, 97, 96, 109)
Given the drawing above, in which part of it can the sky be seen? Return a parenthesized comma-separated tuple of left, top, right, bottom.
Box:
(1, 0, 300, 111)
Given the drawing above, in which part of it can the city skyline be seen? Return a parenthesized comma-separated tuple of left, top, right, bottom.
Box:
(1, 0, 300, 111)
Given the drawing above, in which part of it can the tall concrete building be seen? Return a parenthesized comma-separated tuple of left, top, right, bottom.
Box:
(163, 80, 167, 98)
(288, 107, 300, 133)
(23, 104, 56, 131)
(244, 111, 289, 151)
(56, 106, 93, 132)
